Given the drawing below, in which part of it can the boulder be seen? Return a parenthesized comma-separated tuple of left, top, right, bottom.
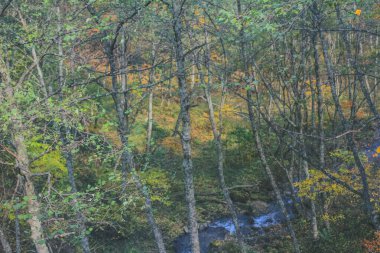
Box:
(248, 200, 270, 216)
(230, 190, 250, 203)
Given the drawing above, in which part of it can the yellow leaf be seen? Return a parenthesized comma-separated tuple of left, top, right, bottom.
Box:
(194, 7, 200, 16)
(376, 146, 380, 154)
(354, 9, 362, 16)
(199, 16, 205, 25)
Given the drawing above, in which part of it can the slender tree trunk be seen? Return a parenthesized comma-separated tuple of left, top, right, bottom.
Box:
(15, 177, 22, 253)
(20, 5, 92, 251)
(375, 33, 378, 110)
(335, 5, 379, 121)
(202, 74, 246, 252)
(170, 1, 200, 252)
(298, 26, 319, 239)
(197, 28, 246, 252)
(107, 43, 130, 192)
(13, 120, 49, 253)
(118, 27, 130, 193)
(285, 148, 304, 216)
(247, 91, 301, 253)
(313, 2, 379, 229)
(0, 56, 50, 253)
(320, 31, 378, 229)
(146, 43, 156, 154)
(106, 41, 167, 253)
(0, 226, 12, 253)
(299, 120, 319, 240)
(311, 31, 330, 231)
(56, 6, 91, 253)
(191, 56, 195, 89)
(237, 0, 300, 251)
(146, 88, 154, 152)
(15, 208, 21, 253)
(131, 167, 167, 253)
(17, 10, 50, 97)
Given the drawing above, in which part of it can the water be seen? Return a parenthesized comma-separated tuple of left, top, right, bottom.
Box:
(253, 211, 281, 228)
(208, 218, 237, 234)
(208, 216, 251, 234)
(174, 137, 380, 253)
(174, 200, 294, 253)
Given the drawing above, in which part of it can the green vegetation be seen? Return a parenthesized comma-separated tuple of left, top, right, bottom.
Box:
(0, 0, 379, 252)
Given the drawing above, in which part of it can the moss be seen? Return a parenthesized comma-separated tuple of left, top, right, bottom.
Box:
(209, 240, 241, 253)
(230, 190, 251, 203)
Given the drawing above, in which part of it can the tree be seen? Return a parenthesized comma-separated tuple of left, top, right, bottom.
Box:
(168, 0, 201, 252)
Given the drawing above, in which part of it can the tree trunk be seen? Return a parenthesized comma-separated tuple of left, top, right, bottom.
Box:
(15, 208, 21, 253)
(0, 226, 12, 253)
(56, 5, 92, 253)
(0, 59, 50, 253)
(146, 43, 157, 154)
(298, 28, 318, 240)
(13, 131, 49, 253)
(106, 38, 167, 253)
(197, 27, 246, 252)
(170, 1, 200, 252)
(335, 5, 379, 121)
(247, 91, 301, 253)
(237, 0, 301, 250)
(313, 2, 379, 229)
(17, 9, 51, 97)
(311, 31, 330, 231)
(299, 120, 319, 240)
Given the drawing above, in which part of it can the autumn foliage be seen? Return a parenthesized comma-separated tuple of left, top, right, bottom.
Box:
(363, 232, 380, 253)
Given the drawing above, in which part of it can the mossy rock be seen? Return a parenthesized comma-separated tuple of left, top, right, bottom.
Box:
(247, 200, 270, 216)
(230, 190, 251, 203)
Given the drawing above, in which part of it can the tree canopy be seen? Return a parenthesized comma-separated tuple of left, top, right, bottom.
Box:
(0, 0, 379, 252)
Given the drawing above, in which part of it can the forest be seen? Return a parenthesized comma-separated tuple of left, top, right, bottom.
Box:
(0, 0, 379, 252)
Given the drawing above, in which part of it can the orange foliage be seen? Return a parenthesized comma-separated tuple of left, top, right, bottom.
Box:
(363, 232, 380, 253)
(161, 136, 182, 153)
(221, 104, 235, 114)
(103, 131, 122, 148)
(231, 70, 245, 83)
(198, 16, 206, 25)
(340, 99, 367, 119)
(102, 13, 118, 22)
(210, 51, 221, 62)
(194, 7, 200, 16)
(125, 64, 153, 86)
(88, 28, 100, 36)
(304, 81, 331, 97)
(79, 43, 109, 73)
(193, 6, 206, 28)
(341, 100, 353, 109)
(188, 111, 213, 144)
(89, 125, 122, 148)
(356, 110, 367, 119)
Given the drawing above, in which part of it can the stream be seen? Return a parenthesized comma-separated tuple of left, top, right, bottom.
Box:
(174, 199, 295, 253)
(174, 137, 380, 253)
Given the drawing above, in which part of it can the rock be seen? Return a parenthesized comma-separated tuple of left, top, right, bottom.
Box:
(248, 200, 270, 216)
(230, 190, 250, 203)
(174, 227, 229, 253)
(198, 221, 211, 230)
